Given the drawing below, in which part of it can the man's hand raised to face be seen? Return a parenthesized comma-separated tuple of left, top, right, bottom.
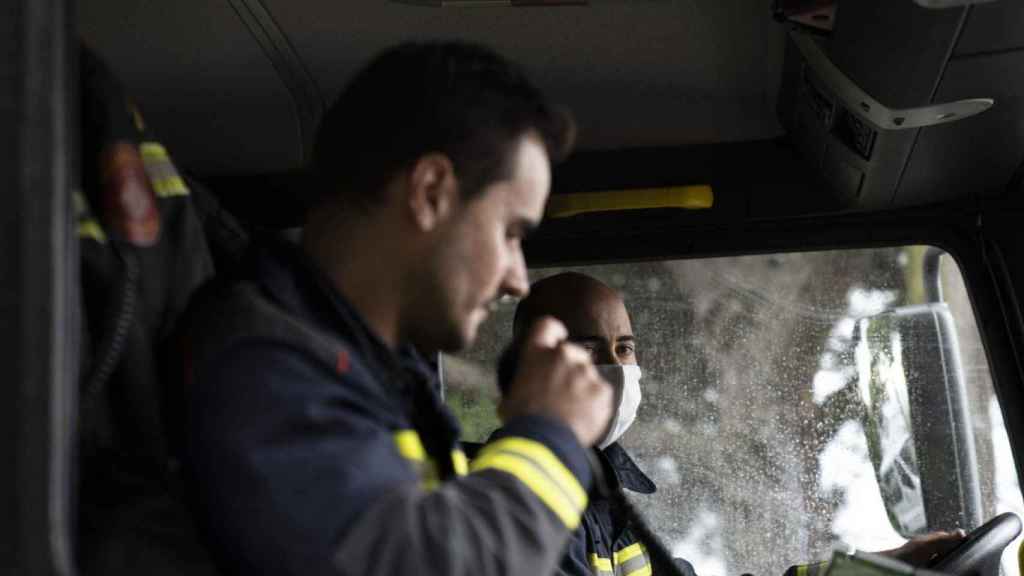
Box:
(498, 316, 615, 447)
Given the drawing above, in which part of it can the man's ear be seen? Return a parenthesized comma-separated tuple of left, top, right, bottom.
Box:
(406, 153, 458, 232)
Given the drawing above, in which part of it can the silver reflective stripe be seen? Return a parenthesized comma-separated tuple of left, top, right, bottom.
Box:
(615, 552, 649, 576)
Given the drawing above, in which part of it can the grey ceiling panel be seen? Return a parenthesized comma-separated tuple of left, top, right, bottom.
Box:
(828, 0, 967, 110)
(955, 2, 1024, 56)
(79, 0, 304, 174)
(898, 50, 1024, 205)
(262, 0, 787, 151)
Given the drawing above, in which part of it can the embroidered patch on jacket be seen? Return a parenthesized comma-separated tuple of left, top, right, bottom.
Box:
(101, 141, 161, 246)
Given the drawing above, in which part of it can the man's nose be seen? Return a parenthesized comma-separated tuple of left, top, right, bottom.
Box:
(501, 250, 529, 298)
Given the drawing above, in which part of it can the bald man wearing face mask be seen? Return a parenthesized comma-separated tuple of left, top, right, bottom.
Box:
(499, 272, 688, 576)
(496, 272, 967, 576)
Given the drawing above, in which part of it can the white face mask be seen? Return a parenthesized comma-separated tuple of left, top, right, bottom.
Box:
(594, 364, 642, 450)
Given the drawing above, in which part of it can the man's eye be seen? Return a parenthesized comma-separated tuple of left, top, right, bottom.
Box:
(616, 344, 636, 356)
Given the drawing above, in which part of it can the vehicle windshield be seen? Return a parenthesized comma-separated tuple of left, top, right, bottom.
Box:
(444, 245, 1023, 576)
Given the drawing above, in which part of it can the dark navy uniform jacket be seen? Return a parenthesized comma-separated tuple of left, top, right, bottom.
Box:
(560, 443, 661, 576)
(183, 241, 594, 576)
(555, 443, 693, 576)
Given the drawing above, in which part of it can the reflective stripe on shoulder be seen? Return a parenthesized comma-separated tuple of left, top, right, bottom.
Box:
(470, 436, 587, 530)
(139, 141, 189, 198)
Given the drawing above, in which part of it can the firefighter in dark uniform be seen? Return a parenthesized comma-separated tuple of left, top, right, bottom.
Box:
(182, 43, 615, 576)
(501, 272, 968, 576)
(503, 272, 681, 576)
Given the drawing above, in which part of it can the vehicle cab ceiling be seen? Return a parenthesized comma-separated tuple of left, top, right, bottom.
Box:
(79, 1, 1024, 231)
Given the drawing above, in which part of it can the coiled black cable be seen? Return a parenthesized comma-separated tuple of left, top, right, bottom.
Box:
(81, 247, 139, 414)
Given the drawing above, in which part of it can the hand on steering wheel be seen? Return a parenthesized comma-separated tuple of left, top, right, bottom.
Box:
(883, 530, 967, 566)
(929, 513, 1022, 576)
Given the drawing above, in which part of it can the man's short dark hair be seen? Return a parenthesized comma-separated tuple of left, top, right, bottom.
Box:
(313, 42, 575, 208)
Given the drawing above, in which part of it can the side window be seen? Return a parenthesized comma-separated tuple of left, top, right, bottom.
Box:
(443, 246, 1022, 576)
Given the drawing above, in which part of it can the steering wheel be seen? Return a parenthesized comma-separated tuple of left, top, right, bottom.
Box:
(930, 512, 1022, 576)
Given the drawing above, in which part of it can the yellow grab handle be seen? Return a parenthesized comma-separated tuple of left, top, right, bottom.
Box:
(546, 185, 713, 219)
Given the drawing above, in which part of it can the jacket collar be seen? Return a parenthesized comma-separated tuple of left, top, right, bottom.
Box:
(248, 239, 432, 395)
(600, 442, 656, 495)
(246, 239, 462, 468)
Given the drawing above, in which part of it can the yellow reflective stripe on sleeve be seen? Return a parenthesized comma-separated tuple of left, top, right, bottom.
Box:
(78, 219, 107, 243)
(452, 449, 469, 476)
(394, 430, 447, 490)
(151, 175, 189, 198)
(614, 543, 651, 576)
(472, 451, 582, 529)
(73, 190, 107, 243)
(393, 431, 470, 487)
(139, 142, 170, 161)
(623, 564, 652, 576)
(796, 564, 809, 576)
(477, 437, 587, 510)
(73, 189, 88, 217)
(139, 141, 189, 198)
(613, 543, 645, 564)
(393, 430, 426, 462)
(471, 437, 587, 529)
(590, 554, 614, 575)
